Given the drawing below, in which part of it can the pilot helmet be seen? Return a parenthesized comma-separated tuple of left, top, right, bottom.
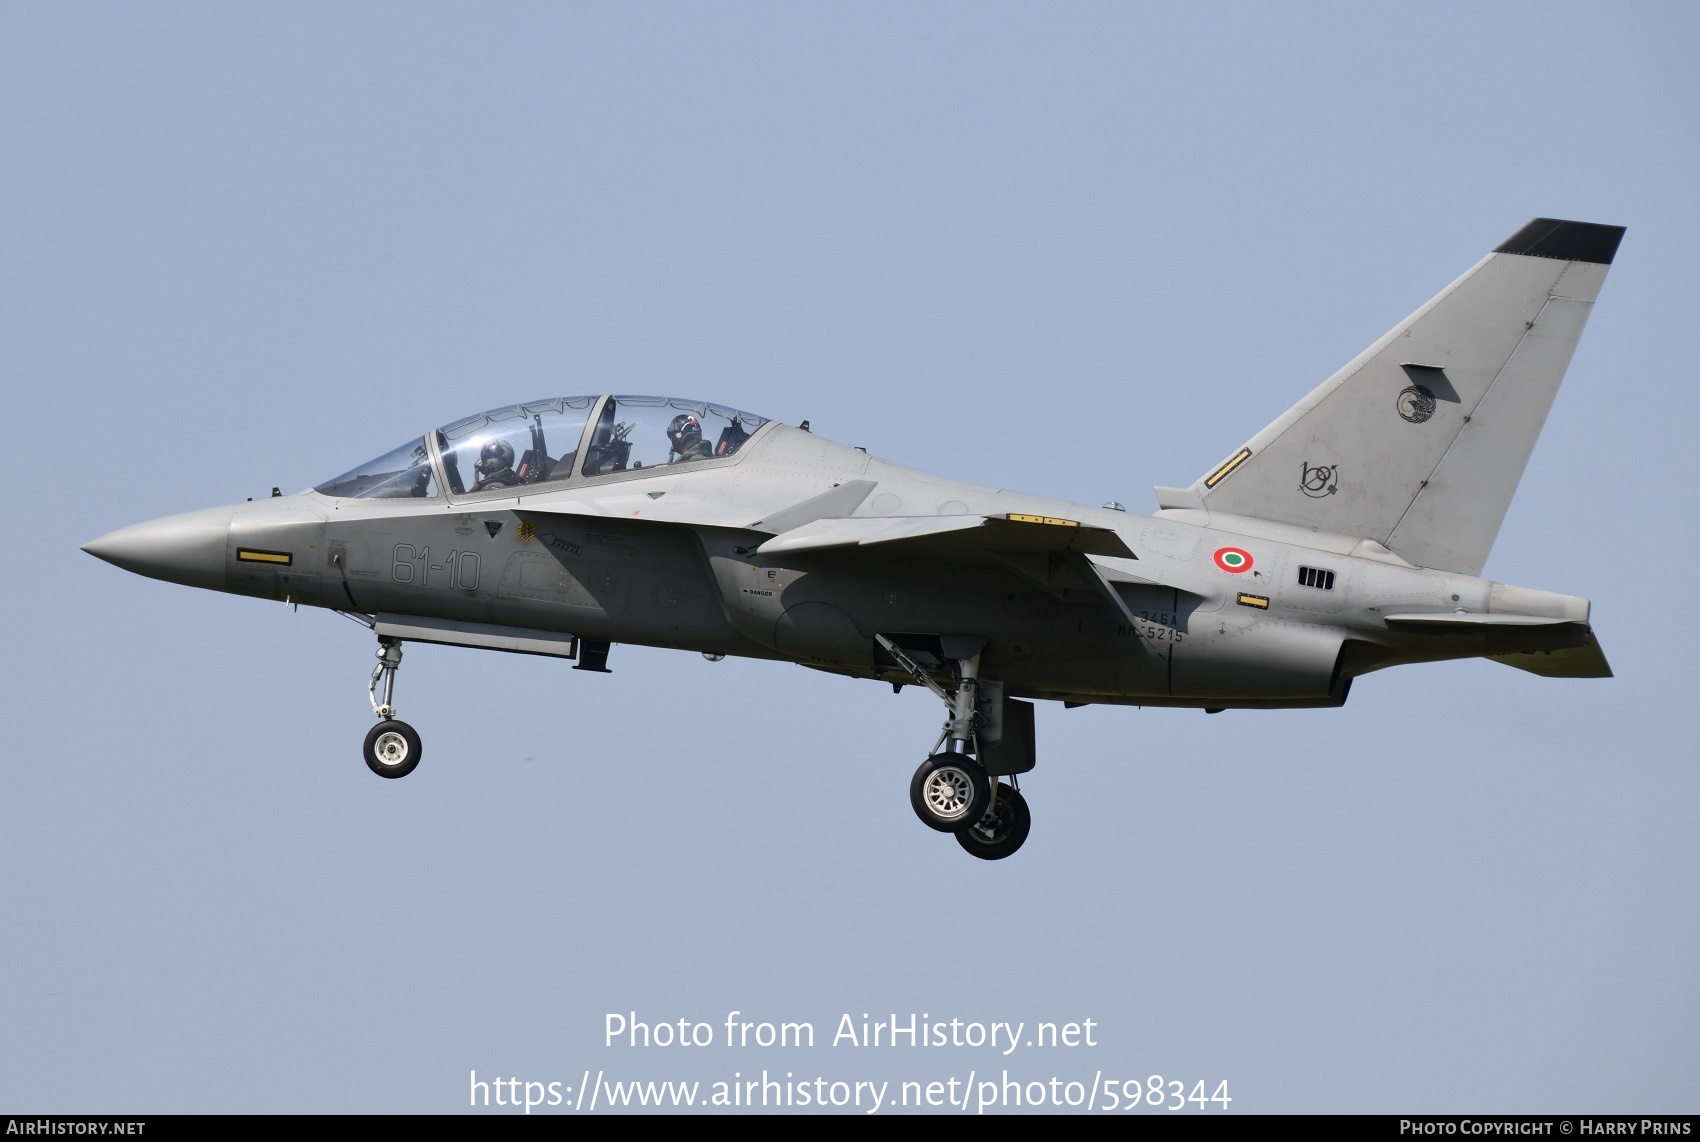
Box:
(667, 414, 703, 450)
(475, 438, 515, 476)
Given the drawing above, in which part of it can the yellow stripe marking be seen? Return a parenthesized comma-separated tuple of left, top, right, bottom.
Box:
(1205, 448, 1252, 488)
(237, 549, 293, 565)
(1237, 593, 1269, 609)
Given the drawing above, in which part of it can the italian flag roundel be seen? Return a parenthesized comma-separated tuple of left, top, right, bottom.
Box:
(1213, 546, 1253, 573)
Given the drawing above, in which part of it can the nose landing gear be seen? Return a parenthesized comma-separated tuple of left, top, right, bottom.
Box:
(363, 634, 422, 778)
(364, 718, 421, 779)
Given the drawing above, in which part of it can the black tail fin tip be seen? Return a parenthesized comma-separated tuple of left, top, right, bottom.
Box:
(1494, 218, 1626, 265)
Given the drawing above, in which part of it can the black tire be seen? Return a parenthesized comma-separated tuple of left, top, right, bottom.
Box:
(910, 753, 991, 833)
(955, 782, 1032, 861)
(364, 719, 422, 779)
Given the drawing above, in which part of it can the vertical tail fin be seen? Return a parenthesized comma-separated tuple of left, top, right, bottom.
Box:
(1159, 218, 1623, 575)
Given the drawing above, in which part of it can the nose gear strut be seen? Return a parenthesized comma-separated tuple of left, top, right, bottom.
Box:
(361, 629, 421, 779)
(369, 636, 402, 719)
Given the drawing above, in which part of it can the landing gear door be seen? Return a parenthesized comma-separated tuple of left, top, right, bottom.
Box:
(976, 681, 1035, 776)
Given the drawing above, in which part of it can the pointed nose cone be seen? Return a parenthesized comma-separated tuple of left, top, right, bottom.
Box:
(82, 506, 233, 591)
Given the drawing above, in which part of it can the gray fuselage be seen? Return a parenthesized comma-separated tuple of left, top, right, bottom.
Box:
(109, 418, 1587, 709)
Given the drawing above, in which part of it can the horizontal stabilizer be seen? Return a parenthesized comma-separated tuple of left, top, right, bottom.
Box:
(1384, 611, 1580, 629)
(1387, 610, 1603, 661)
(1490, 630, 1613, 678)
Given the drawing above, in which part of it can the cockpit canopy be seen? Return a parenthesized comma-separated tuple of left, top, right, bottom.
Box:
(314, 396, 770, 500)
(436, 395, 600, 496)
(313, 436, 437, 500)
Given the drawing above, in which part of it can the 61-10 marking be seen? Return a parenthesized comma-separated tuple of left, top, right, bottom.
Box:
(391, 544, 480, 590)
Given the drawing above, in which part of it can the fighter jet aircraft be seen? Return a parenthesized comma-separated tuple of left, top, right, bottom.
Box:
(84, 217, 1622, 859)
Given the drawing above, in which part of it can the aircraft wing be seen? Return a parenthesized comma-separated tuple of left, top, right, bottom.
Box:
(756, 514, 981, 553)
(755, 513, 1135, 559)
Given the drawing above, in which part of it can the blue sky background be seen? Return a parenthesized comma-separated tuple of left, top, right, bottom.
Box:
(2, 2, 1694, 1113)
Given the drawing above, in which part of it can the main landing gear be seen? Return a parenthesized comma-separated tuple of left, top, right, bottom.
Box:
(878, 635, 1033, 861)
(956, 782, 1031, 861)
(363, 634, 421, 779)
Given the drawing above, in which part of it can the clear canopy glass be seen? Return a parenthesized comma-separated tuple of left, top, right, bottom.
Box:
(436, 396, 599, 496)
(317, 396, 771, 501)
(314, 436, 438, 500)
(582, 396, 768, 475)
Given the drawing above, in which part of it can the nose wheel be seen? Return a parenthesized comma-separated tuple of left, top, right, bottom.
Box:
(364, 719, 422, 778)
(363, 633, 423, 779)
